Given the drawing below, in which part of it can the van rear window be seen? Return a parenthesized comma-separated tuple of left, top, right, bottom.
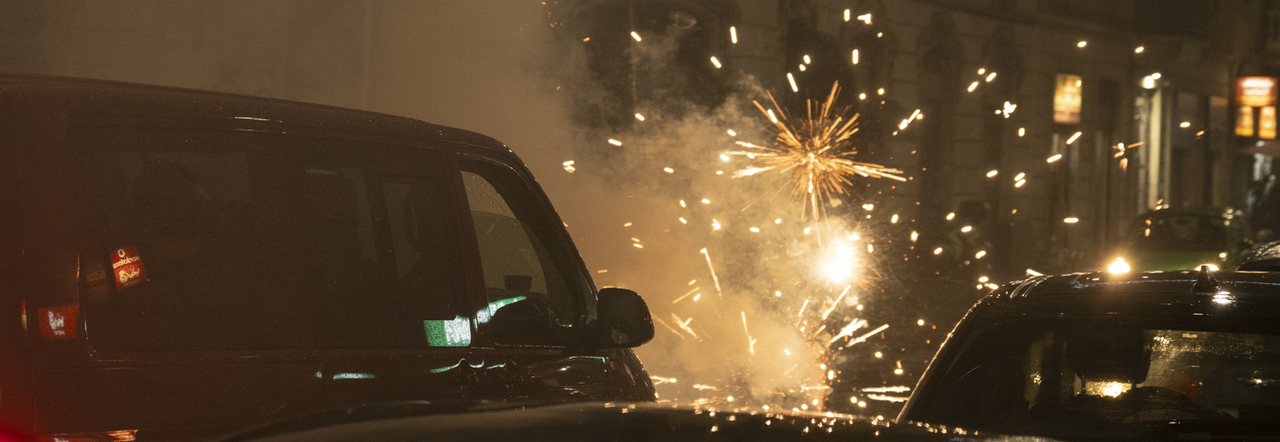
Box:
(71, 126, 467, 351)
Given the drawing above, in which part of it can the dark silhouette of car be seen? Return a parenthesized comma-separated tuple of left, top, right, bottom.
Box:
(0, 74, 655, 441)
(1102, 207, 1253, 274)
(900, 267, 1280, 441)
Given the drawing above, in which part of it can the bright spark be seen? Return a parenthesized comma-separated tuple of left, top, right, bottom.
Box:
(829, 319, 866, 344)
(861, 386, 912, 393)
(842, 324, 889, 349)
(631, 31, 642, 42)
(710, 56, 722, 69)
(700, 248, 723, 297)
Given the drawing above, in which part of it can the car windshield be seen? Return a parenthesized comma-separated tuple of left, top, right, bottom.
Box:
(914, 320, 1280, 440)
(1131, 215, 1230, 252)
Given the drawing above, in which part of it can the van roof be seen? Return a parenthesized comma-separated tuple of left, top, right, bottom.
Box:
(0, 73, 512, 153)
(965, 271, 1280, 326)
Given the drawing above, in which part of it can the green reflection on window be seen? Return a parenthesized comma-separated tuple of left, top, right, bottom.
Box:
(424, 315, 471, 347)
(475, 296, 527, 324)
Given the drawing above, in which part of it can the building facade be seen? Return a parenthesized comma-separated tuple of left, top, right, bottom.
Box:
(554, 0, 1269, 276)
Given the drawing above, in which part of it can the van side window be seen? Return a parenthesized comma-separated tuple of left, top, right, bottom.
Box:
(461, 162, 578, 345)
(73, 126, 468, 351)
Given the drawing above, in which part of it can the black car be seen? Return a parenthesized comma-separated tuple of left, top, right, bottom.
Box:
(899, 268, 1280, 441)
(0, 74, 656, 441)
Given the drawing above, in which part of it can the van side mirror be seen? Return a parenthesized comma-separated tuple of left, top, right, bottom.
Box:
(595, 288, 654, 348)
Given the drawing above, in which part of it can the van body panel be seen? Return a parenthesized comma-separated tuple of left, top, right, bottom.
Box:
(0, 75, 654, 439)
(33, 361, 325, 434)
(0, 89, 37, 435)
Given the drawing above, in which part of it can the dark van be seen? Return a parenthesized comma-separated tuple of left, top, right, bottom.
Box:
(0, 75, 655, 441)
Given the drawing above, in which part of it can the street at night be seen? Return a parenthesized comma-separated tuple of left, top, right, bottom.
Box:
(1, 1, 1280, 441)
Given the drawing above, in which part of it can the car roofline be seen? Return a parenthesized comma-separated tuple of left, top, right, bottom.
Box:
(0, 72, 514, 153)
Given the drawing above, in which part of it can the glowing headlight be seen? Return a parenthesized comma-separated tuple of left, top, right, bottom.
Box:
(1108, 258, 1130, 274)
(1199, 263, 1220, 272)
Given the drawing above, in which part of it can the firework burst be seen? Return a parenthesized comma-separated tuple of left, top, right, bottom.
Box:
(732, 82, 905, 220)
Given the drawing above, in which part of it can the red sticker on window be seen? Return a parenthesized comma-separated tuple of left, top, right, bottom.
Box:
(38, 305, 77, 339)
(111, 245, 148, 291)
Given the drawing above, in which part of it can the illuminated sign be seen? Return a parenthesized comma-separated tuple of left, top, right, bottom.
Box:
(1262, 106, 1277, 140)
(1237, 106, 1255, 137)
(111, 245, 148, 291)
(1237, 77, 1277, 107)
(39, 305, 78, 339)
(1053, 74, 1082, 124)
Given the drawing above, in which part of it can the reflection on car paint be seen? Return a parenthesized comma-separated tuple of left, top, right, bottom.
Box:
(330, 373, 375, 380)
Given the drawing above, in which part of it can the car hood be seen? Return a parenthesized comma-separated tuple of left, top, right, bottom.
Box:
(221, 400, 1060, 442)
(1127, 250, 1225, 271)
